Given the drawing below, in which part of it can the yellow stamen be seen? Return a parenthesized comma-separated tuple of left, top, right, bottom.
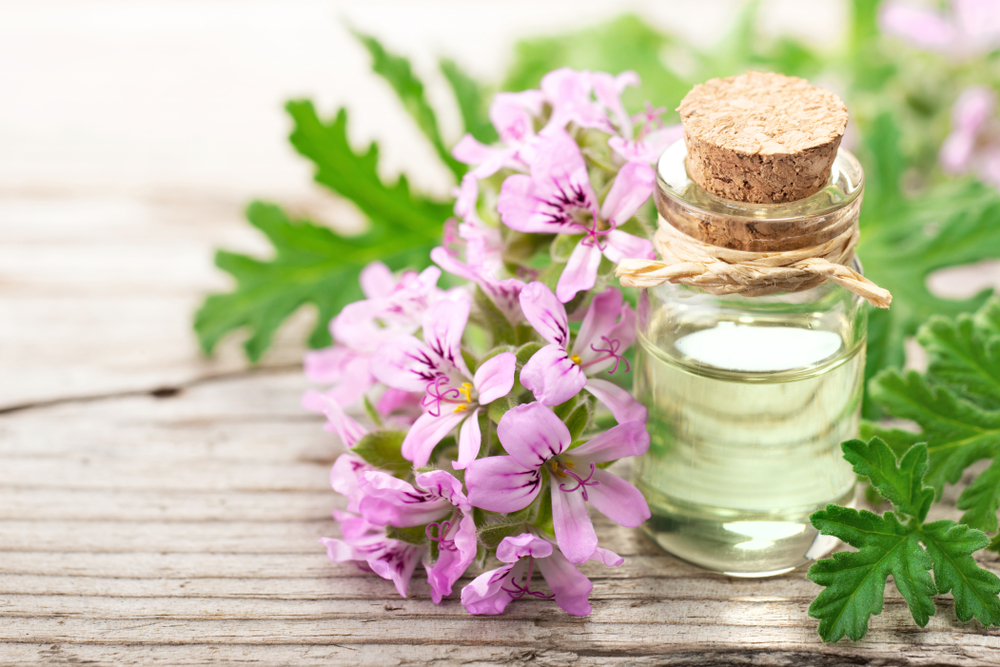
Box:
(570, 354, 582, 365)
(458, 382, 473, 402)
(550, 460, 567, 478)
(453, 403, 469, 413)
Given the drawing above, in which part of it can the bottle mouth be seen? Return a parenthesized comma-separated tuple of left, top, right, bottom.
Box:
(654, 139, 864, 253)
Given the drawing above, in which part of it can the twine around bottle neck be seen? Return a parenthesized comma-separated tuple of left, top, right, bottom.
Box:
(615, 217, 892, 309)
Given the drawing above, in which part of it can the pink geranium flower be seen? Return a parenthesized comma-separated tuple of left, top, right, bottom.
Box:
(940, 86, 1000, 188)
(303, 261, 446, 411)
(453, 90, 545, 178)
(497, 129, 655, 302)
(321, 519, 425, 598)
(880, 0, 1000, 57)
(356, 470, 477, 603)
(519, 282, 646, 425)
(461, 533, 622, 616)
(370, 298, 516, 469)
(465, 402, 650, 563)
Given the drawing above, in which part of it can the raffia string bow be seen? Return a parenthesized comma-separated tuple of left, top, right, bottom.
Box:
(615, 221, 892, 309)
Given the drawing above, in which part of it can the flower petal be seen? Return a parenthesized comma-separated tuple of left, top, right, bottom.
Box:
(358, 261, 397, 299)
(330, 453, 375, 514)
(496, 402, 572, 468)
(535, 545, 594, 616)
(314, 394, 368, 449)
(571, 287, 623, 361)
(425, 513, 477, 603)
(566, 420, 650, 464)
(520, 344, 588, 407)
(465, 455, 542, 513)
(519, 282, 570, 346)
(422, 298, 472, 378)
(453, 134, 509, 178)
(551, 485, 598, 564)
(370, 335, 442, 393)
(602, 229, 655, 264)
(879, 1, 956, 51)
(585, 378, 648, 424)
(599, 161, 654, 224)
(453, 408, 482, 471)
(590, 546, 625, 567)
(474, 352, 517, 404)
(366, 541, 425, 598)
(357, 471, 451, 528)
(461, 562, 519, 615)
(495, 532, 554, 562)
(414, 469, 469, 510)
(585, 468, 651, 528)
(401, 410, 468, 468)
(556, 241, 601, 303)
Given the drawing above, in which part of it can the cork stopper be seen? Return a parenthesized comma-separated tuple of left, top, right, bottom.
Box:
(678, 71, 848, 204)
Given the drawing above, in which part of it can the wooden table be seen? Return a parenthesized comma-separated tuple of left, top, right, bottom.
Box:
(3, 2, 1000, 664)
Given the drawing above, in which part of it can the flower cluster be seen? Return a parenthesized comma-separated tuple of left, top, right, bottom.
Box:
(308, 67, 669, 616)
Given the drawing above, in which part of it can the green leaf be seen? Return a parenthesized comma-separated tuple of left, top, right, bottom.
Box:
(351, 430, 411, 476)
(353, 31, 464, 179)
(476, 507, 533, 549)
(515, 341, 543, 366)
(867, 369, 1000, 494)
(194, 202, 365, 360)
(920, 521, 1000, 626)
(487, 393, 518, 424)
(841, 438, 934, 521)
(440, 58, 497, 145)
(808, 506, 936, 641)
(472, 285, 516, 346)
(957, 459, 1000, 533)
(918, 311, 1000, 410)
(565, 402, 593, 442)
(386, 524, 429, 545)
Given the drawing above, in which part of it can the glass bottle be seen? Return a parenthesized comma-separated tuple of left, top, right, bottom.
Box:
(633, 139, 867, 577)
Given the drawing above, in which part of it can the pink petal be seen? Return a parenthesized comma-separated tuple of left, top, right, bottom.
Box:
(430, 246, 478, 283)
(376, 388, 422, 417)
(330, 453, 375, 513)
(366, 541, 424, 598)
(359, 261, 397, 299)
(599, 161, 655, 224)
(414, 469, 469, 510)
(401, 410, 468, 468)
(556, 241, 601, 302)
(551, 485, 598, 564)
(519, 282, 570, 346)
(602, 229, 655, 264)
(496, 533, 554, 562)
(541, 67, 613, 133)
(497, 173, 582, 236)
(535, 545, 594, 616)
(370, 335, 441, 393)
(584, 378, 648, 424)
(566, 420, 650, 464)
(977, 147, 1000, 188)
(453, 134, 509, 178)
(520, 343, 588, 407)
(879, 2, 956, 51)
(590, 547, 625, 567)
(465, 455, 542, 513)
(491, 92, 538, 145)
(333, 511, 378, 540)
(425, 512, 477, 603)
(320, 535, 366, 564)
(461, 562, 519, 615)
(496, 402, 572, 468)
(571, 288, 623, 362)
(357, 471, 452, 527)
(315, 393, 368, 448)
(453, 408, 482, 471)
(422, 298, 472, 378)
(473, 352, 517, 404)
(453, 173, 480, 221)
(585, 468, 651, 528)
(954, 86, 996, 137)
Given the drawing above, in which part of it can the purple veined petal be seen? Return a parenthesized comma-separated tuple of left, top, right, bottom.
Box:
(551, 484, 598, 564)
(401, 410, 468, 468)
(481, 277, 526, 324)
(315, 394, 368, 449)
(495, 533, 554, 562)
(474, 352, 517, 404)
(879, 1, 956, 51)
(370, 335, 441, 393)
(584, 378, 649, 424)
(572, 288, 624, 361)
(535, 544, 594, 616)
(599, 160, 655, 224)
(585, 468, 651, 527)
(425, 516, 477, 603)
(330, 453, 376, 513)
(496, 402, 572, 468)
(520, 343, 588, 407)
(565, 420, 650, 465)
(421, 298, 472, 378)
(556, 241, 602, 303)
(320, 536, 366, 564)
(414, 469, 469, 510)
(605, 302, 636, 353)
(590, 546, 625, 567)
(519, 282, 570, 346)
(497, 173, 585, 236)
(453, 407, 482, 471)
(357, 471, 452, 528)
(366, 540, 425, 598)
(359, 261, 397, 299)
(602, 229, 655, 263)
(465, 455, 543, 513)
(332, 510, 378, 540)
(461, 561, 520, 615)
